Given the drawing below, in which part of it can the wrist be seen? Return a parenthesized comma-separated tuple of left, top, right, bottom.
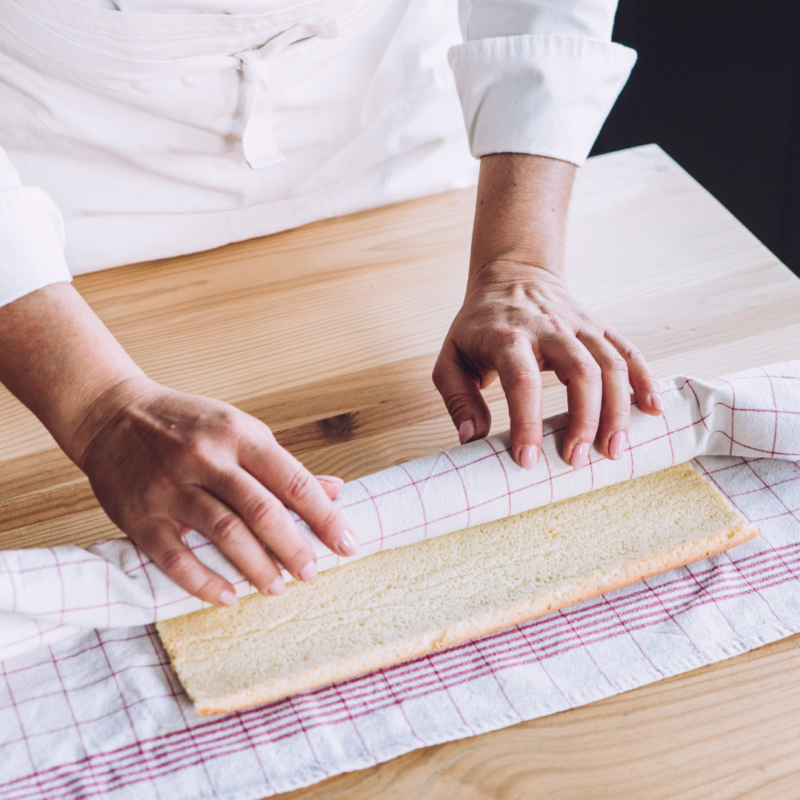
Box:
(0, 283, 146, 462)
(67, 374, 159, 470)
(467, 259, 568, 297)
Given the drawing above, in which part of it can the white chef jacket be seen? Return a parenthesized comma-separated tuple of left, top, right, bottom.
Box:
(0, 0, 635, 308)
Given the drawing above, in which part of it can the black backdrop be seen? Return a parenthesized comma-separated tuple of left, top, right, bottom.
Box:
(591, 0, 800, 278)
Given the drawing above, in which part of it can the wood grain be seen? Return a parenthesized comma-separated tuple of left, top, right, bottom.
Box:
(1, 144, 800, 798)
(280, 636, 800, 800)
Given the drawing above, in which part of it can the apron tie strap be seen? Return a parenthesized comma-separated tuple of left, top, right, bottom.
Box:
(235, 19, 341, 169)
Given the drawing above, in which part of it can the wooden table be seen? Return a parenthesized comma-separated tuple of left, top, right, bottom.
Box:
(2, 144, 800, 798)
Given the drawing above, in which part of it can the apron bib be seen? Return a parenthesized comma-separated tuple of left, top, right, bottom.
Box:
(0, 0, 477, 272)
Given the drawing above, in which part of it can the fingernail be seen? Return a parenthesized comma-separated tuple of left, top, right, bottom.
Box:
(650, 392, 664, 412)
(570, 442, 590, 469)
(608, 431, 627, 460)
(519, 445, 538, 470)
(267, 576, 286, 596)
(315, 475, 344, 486)
(219, 590, 238, 607)
(298, 561, 318, 582)
(458, 419, 476, 445)
(337, 530, 359, 557)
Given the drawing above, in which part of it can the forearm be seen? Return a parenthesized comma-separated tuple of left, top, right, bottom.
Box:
(469, 153, 576, 284)
(0, 282, 144, 461)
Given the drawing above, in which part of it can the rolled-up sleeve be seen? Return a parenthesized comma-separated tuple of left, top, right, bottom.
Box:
(449, 0, 636, 165)
(0, 146, 72, 309)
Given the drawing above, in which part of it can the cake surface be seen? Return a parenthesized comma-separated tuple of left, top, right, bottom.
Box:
(157, 462, 758, 715)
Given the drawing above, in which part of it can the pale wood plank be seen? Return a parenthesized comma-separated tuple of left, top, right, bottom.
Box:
(0, 508, 122, 552)
(1, 144, 799, 798)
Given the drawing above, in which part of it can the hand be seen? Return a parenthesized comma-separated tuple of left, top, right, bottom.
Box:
(433, 262, 663, 469)
(0, 284, 357, 608)
(74, 376, 358, 606)
(437, 153, 664, 469)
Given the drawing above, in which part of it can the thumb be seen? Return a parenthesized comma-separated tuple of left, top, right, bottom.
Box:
(432, 342, 491, 444)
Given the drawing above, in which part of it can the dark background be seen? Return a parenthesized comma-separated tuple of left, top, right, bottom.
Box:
(591, 0, 800, 278)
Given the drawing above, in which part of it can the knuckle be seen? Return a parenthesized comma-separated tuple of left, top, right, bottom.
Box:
(246, 496, 284, 531)
(596, 351, 627, 373)
(192, 576, 221, 602)
(501, 368, 539, 394)
(244, 421, 276, 453)
(283, 543, 313, 569)
(248, 565, 279, 591)
(138, 480, 173, 514)
(431, 361, 447, 390)
(514, 421, 542, 442)
(284, 467, 316, 505)
(193, 575, 222, 601)
(316, 504, 341, 534)
(573, 424, 600, 443)
(212, 407, 242, 438)
(624, 349, 647, 369)
(210, 512, 244, 545)
(185, 411, 246, 459)
(180, 437, 215, 466)
(607, 333, 645, 365)
(432, 347, 483, 391)
(571, 358, 602, 383)
(546, 316, 572, 336)
(259, 422, 276, 443)
(160, 548, 195, 581)
(444, 392, 476, 421)
(492, 327, 526, 350)
(237, 410, 274, 443)
(567, 410, 601, 435)
(604, 408, 630, 429)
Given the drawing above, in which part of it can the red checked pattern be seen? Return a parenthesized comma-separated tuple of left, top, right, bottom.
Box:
(2, 360, 799, 661)
(0, 361, 798, 799)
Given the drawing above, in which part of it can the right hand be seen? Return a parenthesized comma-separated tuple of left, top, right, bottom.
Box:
(73, 375, 358, 607)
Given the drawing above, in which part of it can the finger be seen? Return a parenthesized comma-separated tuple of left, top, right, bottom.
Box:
(541, 336, 602, 469)
(315, 475, 344, 500)
(604, 330, 663, 416)
(203, 469, 321, 581)
(134, 518, 240, 607)
(578, 333, 631, 460)
(493, 336, 542, 470)
(240, 438, 358, 559)
(176, 487, 288, 595)
(432, 340, 492, 444)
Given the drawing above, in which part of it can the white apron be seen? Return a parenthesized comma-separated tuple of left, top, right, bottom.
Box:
(0, 0, 478, 273)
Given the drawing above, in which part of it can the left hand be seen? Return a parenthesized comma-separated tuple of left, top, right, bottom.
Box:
(434, 152, 663, 470)
(433, 260, 664, 470)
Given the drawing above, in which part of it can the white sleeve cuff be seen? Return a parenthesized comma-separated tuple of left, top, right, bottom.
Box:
(0, 187, 73, 308)
(448, 34, 637, 165)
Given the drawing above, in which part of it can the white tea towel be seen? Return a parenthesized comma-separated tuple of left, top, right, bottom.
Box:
(1, 360, 799, 660)
(1, 453, 799, 799)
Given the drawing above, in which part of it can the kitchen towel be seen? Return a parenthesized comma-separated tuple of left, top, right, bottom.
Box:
(0, 360, 799, 799)
(1, 360, 799, 661)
